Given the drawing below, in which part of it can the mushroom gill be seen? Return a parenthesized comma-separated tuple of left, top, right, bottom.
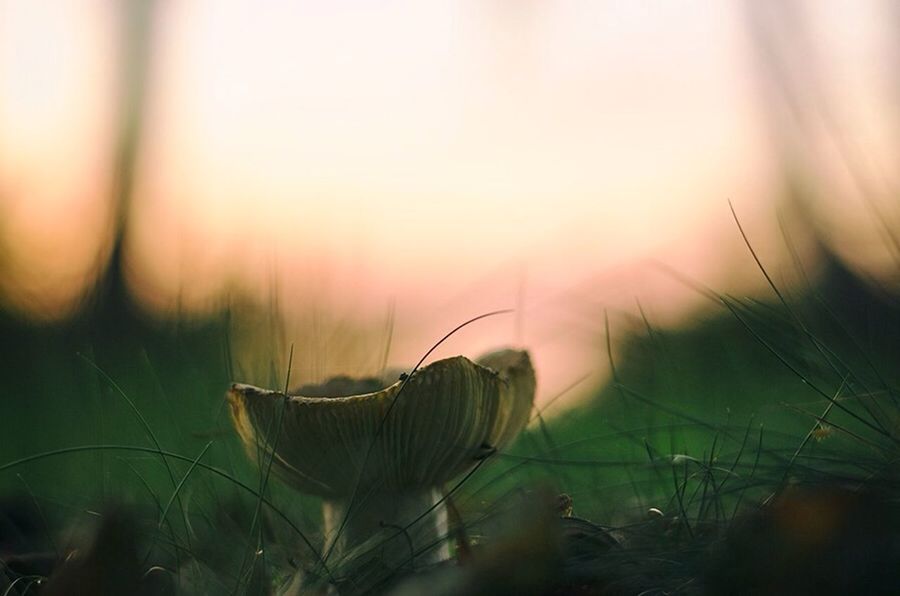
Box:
(227, 349, 536, 585)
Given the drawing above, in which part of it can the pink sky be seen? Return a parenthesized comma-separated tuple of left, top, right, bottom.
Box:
(1, 1, 897, 407)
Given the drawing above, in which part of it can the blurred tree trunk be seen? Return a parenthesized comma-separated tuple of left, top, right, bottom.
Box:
(91, 1, 156, 330)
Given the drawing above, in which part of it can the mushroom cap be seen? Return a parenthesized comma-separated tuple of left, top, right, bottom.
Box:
(228, 350, 535, 498)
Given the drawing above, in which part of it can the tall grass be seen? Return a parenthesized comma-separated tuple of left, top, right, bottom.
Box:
(0, 246, 898, 594)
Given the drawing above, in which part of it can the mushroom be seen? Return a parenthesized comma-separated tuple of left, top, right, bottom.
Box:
(227, 349, 535, 582)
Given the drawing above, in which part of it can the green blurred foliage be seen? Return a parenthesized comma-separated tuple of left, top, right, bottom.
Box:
(0, 249, 898, 594)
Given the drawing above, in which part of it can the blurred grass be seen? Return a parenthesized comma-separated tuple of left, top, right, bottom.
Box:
(469, 252, 900, 527)
(2, 3, 898, 591)
(1, 248, 898, 593)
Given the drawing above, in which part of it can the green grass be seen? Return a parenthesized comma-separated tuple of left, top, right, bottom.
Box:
(1, 252, 899, 594)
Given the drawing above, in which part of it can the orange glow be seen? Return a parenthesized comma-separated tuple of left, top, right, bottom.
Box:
(122, 1, 782, 402)
(129, 1, 770, 309)
(1, 2, 898, 408)
(0, 0, 117, 318)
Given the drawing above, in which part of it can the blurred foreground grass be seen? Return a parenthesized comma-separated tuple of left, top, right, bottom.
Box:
(0, 252, 898, 594)
(473, 260, 898, 556)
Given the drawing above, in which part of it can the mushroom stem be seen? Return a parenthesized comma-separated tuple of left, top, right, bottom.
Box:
(322, 488, 449, 568)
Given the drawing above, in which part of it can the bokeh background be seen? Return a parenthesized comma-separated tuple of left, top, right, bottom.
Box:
(2, 0, 898, 401)
(1, 0, 899, 559)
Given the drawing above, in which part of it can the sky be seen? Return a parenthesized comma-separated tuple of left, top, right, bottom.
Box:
(1, 0, 897, 406)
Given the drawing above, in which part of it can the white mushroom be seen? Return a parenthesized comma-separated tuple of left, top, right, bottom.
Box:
(228, 350, 535, 582)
